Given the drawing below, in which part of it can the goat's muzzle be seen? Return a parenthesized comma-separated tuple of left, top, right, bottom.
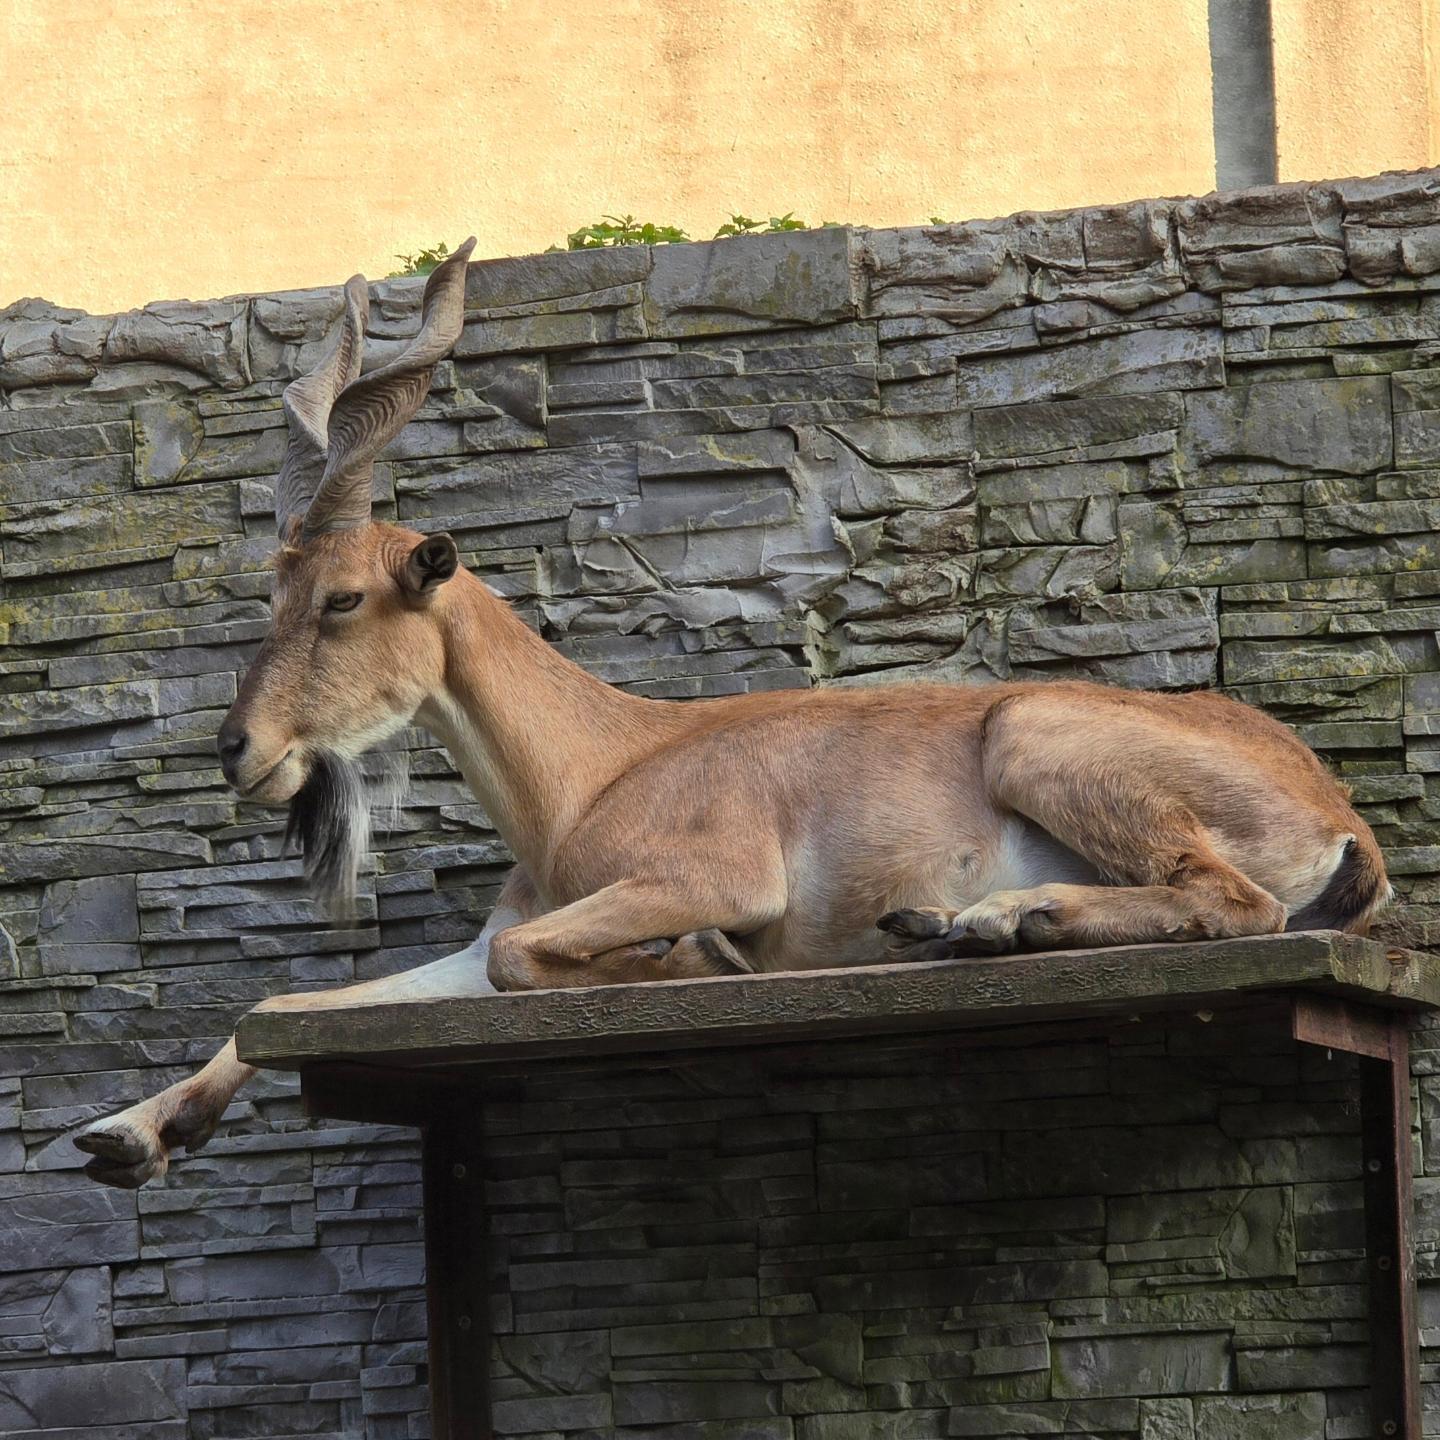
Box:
(216, 716, 248, 786)
(217, 717, 306, 805)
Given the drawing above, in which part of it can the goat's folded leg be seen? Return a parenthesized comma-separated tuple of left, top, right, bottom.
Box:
(668, 928, 753, 976)
(488, 878, 782, 991)
(579, 928, 753, 984)
(879, 865, 1286, 960)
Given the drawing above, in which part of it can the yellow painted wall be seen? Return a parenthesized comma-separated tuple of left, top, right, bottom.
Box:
(5, 0, 1439, 316)
(1271, 0, 1440, 181)
(3, 0, 1217, 314)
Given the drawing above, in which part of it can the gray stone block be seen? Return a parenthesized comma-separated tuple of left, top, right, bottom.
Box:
(863, 229, 1030, 324)
(43, 1266, 113, 1356)
(0, 1358, 185, 1430)
(1, 832, 213, 883)
(1193, 1393, 1325, 1440)
(246, 285, 345, 381)
(636, 428, 794, 478)
(1141, 1397, 1196, 1440)
(395, 445, 637, 517)
(39, 874, 140, 945)
(1184, 377, 1392, 474)
(106, 300, 248, 388)
(946, 1398, 1140, 1435)
(955, 327, 1223, 407)
(0, 449, 133, 505)
(0, 301, 111, 390)
(647, 228, 860, 338)
(0, 481, 243, 566)
(824, 411, 973, 465)
(466, 246, 651, 312)
(974, 393, 1181, 460)
(1052, 1331, 1232, 1399)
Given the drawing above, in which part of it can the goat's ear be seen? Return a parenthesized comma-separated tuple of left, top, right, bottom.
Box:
(400, 532, 460, 599)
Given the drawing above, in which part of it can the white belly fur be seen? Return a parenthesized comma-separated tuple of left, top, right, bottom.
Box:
(965, 816, 1100, 903)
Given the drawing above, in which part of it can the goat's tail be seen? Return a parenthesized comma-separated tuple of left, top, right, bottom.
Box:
(1286, 833, 1392, 935)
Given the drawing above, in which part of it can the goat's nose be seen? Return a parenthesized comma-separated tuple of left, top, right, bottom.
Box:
(216, 721, 249, 777)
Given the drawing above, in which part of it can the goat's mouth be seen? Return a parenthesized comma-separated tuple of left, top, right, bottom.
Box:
(236, 749, 304, 805)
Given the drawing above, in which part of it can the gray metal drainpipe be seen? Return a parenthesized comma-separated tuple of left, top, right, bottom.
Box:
(1208, 0, 1279, 187)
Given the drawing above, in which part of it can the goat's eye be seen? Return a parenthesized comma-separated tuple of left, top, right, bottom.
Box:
(325, 591, 363, 613)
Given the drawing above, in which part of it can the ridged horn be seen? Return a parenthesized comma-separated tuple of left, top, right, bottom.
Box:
(273, 274, 369, 539)
(300, 236, 476, 542)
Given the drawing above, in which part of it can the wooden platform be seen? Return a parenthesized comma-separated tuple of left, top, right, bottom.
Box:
(235, 929, 1440, 1074)
(233, 928, 1440, 1440)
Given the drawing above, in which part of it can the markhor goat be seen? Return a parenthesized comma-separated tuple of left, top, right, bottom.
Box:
(75, 239, 1390, 1188)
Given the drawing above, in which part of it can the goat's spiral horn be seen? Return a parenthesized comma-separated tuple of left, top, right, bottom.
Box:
(273, 235, 477, 541)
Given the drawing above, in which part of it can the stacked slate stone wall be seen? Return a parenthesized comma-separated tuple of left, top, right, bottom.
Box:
(480, 1016, 1380, 1440)
(4, 165, 1440, 1435)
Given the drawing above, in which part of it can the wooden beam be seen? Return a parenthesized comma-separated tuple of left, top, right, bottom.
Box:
(1291, 994, 1394, 1059)
(1293, 999, 1422, 1433)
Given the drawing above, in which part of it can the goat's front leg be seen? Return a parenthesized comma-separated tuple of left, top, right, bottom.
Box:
(73, 1037, 255, 1189)
(487, 878, 781, 990)
(75, 865, 541, 1188)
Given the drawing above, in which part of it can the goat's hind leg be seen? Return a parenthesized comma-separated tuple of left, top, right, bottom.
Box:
(881, 861, 1285, 959)
(880, 693, 1289, 959)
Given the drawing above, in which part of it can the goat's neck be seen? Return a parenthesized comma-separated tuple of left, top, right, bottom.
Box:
(415, 571, 681, 876)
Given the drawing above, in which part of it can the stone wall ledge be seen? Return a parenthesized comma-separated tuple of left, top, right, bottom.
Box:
(8, 166, 1440, 397)
(236, 929, 1440, 1074)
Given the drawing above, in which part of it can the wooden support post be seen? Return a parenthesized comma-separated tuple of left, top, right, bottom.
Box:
(1360, 1017, 1421, 1440)
(422, 1108, 491, 1440)
(1293, 998, 1420, 1438)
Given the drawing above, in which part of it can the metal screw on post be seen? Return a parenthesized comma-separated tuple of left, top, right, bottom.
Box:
(452, 1163, 467, 1180)
(1381, 1421, 1398, 1436)
(1368, 1158, 1383, 1174)
(458, 1315, 472, 1332)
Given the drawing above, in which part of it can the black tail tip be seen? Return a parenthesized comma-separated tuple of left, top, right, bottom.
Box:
(1286, 837, 1387, 934)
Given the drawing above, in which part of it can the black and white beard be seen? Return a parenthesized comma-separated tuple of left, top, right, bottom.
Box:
(284, 753, 371, 919)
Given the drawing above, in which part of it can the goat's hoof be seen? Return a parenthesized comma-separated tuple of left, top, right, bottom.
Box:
(73, 1116, 170, 1189)
(944, 893, 1044, 956)
(877, 907, 958, 941)
(946, 926, 1020, 957)
(670, 928, 752, 977)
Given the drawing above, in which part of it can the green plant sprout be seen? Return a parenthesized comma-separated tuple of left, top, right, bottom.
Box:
(713, 213, 808, 237)
(387, 241, 451, 278)
(552, 211, 853, 250)
(395, 213, 930, 267)
(557, 216, 692, 250)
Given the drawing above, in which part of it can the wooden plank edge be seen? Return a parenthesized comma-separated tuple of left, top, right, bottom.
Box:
(239, 932, 1439, 1072)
